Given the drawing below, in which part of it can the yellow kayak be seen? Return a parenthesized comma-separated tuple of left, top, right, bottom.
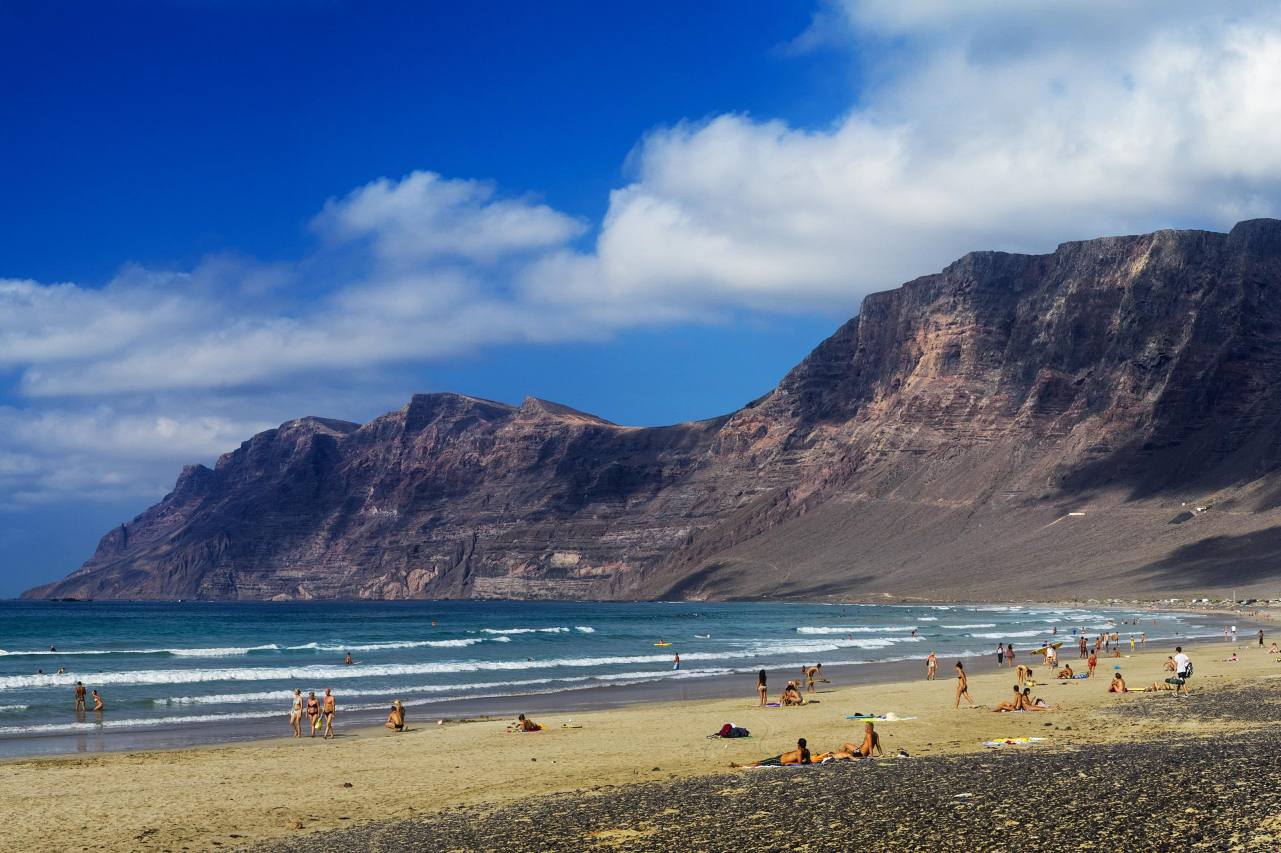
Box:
(654, 642, 672, 647)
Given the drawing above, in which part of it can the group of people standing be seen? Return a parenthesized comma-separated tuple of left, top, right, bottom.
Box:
(289, 687, 337, 738)
(72, 680, 104, 713)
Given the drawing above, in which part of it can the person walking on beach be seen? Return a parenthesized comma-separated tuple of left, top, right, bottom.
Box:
(74, 681, 86, 712)
(1079, 636, 1087, 658)
(673, 653, 680, 671)
(305, 691, 321, 737)
(1087, 650, 1098, 677)
(926, 652, 938, 680)
(1004, 644, 1014, 668)
(757, 670, 768, 706)
(1260, 629, 1266, 648)
(954, 661, 975, 708)
(289, 689, 303, 738)
(322, 688, 337, 739)
(996, 643, 1005, 668)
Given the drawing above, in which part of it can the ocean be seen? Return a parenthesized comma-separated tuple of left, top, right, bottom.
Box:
(0, 599, 1218, 758)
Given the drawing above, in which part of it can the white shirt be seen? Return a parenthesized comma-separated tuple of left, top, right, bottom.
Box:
(1174, 652, 1191, 675)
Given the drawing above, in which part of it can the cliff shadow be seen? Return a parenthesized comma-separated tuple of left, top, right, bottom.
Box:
(1127, 525, 1281, 590)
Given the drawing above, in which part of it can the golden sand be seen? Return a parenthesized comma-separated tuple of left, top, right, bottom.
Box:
(3, 637, 1273, 852)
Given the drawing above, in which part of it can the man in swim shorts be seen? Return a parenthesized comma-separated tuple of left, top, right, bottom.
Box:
(841, 722, 883, 758)
(742, 738, 812, 767)
(322, 688, 337, 739)
(74, 681, 86, 712)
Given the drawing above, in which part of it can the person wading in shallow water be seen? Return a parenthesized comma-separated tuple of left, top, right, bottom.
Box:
(74, 681, 86, 712)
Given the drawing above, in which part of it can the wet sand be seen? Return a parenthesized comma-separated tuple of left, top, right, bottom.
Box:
(2, 636, 1275, 852)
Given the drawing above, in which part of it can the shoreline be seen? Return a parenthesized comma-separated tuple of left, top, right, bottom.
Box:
(2, 635, 1276, 852)
(2, 610, 1248, 761)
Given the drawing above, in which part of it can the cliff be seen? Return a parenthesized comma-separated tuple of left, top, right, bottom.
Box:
(25, 219, 1281, 601)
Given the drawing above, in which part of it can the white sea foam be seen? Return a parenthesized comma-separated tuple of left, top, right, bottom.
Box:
(574, 626, 595, 633)
(0, 704, 28, 712)
(480, 627, 571, 634)
(0, 637, 918, 691)
(968, 630, 1047, 639)
(918, 617, 939, 621)
(0, 644, 280, 658)
(940, 624, 998, 629)
(795, 626, 917, 634)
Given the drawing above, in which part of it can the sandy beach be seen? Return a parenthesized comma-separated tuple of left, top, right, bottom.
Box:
(5, 634, 1277, 852)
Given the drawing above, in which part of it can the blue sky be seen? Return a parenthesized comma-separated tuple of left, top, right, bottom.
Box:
(4, 1, 1281, 595)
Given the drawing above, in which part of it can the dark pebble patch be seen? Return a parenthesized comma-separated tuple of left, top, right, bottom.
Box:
(249, 685, 1281, 852)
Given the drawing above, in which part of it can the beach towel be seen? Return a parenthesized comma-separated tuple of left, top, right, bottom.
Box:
(982, 737, 1046, 748)
(845, 714, 917, 722)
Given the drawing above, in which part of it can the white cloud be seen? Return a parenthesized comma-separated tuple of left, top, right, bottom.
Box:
(5, 2, 1281, 506)
(312, 170, 587, 265)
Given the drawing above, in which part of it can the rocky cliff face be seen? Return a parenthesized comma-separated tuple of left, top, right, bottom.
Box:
(25, 220, 1281, 601)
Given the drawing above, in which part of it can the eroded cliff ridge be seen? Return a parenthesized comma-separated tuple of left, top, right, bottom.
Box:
(26, 220, 1281, 601)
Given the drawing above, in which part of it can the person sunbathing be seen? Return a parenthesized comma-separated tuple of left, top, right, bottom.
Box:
(992, 685, 1024, 712)
(514, 713, 543, 732)
(1143, 682, 1175, 692)
(779, 682, 804, 705)
(1270, 643, 1279, 654)
(1018, 687, 1056, 711)
(839, 722, 884, 759)
(384, 700, 405, 731)
(1057, 664, 1074, 679)
(1164, 656, 1177, 671)
(738, 737, 812, 767)
(1108, 672, 1129, 693)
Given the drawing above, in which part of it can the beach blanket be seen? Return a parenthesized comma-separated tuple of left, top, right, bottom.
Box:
(982, 737, 1046, 748)
(845, 714, 917, 721)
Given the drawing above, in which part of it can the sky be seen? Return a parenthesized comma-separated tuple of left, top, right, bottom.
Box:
(4, 1, 1281, 595)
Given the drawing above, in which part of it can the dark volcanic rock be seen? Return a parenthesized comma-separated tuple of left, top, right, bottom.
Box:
(25, 219, 1281, 601)
(250, 688, 1281, 852)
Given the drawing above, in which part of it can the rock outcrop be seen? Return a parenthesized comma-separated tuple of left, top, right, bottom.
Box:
(25, 220, 1281, 601)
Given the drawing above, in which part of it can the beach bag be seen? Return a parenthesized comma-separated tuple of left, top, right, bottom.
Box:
(729, 726, 750, 738)
(715, 723, 733, 738)
(1184, 662, 1193, 678)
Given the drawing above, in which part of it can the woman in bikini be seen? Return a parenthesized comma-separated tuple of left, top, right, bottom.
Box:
(955, 661, 976, 708)
(305, 691, 321, 737)
(289, 688, 303, 738)
(1108, 672, 1128, 693)
(757, 670, 768, 706)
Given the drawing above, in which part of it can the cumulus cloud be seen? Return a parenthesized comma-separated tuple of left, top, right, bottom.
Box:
(5, 1, 1281, 505)
(313, 170, 587, 265)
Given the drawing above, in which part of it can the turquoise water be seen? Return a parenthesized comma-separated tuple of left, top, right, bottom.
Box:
(0, 599, 1211, 755)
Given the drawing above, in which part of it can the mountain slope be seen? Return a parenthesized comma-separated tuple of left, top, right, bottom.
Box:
(25, 219, 1281, 601)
